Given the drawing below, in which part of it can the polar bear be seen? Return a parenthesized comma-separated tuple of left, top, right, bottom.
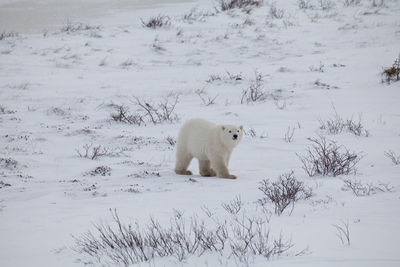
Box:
(175, 118, 243, 179)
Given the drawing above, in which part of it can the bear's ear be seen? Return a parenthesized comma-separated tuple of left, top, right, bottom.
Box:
(239, 125, 243, 130)
(221, 126, 225, 131)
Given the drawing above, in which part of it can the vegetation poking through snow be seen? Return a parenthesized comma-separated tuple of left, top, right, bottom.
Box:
(73, 209, 293, 265)
(258, 171, 313, 215)
(218, 0, 263, 11)
(382, 55, 400, 84)
(297, 136, 362, 177)
(141, 15, 171, 29)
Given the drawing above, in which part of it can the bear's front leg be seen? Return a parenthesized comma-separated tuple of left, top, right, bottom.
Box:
(211, 157, 236, 179)
(199, 160, 217, 177)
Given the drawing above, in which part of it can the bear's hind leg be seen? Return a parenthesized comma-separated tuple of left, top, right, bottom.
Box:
(175, 153, 193, 175)
(199, 160, 216, 177)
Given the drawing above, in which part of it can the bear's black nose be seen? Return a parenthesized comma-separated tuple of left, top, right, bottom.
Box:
(233, 134, 238, 140)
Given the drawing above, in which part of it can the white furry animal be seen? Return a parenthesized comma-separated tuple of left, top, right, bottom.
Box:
(175, 118, 243, 179)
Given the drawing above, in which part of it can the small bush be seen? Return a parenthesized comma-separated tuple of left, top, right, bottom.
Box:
(297, 0, 314, 9)
(195, 89, 218, 106)
(182, 8, 214, 23)
(258, 171, 312, 215)
(222, 195, 243, 215)
(87, 166, 112, 176)
(0, 181, 11, 189)
(382, 55, 400, 84)
(0, 31, 18, 41)
(141, 15, 171, 29)
(342, 179, 394, 196)
(0, 157, 18, 170)
(218, 0, 263, 11)
(245, 128, 268, 138)
(76, 144, 111, 160)
(384, 150, 400, 165)
(297, 136, 362, 177)
(111, 95, 179, 126)
(73, 209, 293, 265)
(241, 71, 267, 104)
(319, 0, 335, 10)
(60, 21, 101, 33)
(133, 95, 180, 125)
(332, 220, 350, 245)
(319, 113, 369, 137)
(269, 4, 285, 19)
(111, 105, 145, 126)
(343, 0, 361, 7)
(165, 136, 177, 146)
(284, 126, 295, 143)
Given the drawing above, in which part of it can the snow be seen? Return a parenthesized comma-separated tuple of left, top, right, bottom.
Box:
(1, 0, 400, 266)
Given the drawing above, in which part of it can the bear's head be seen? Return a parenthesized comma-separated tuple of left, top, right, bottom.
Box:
(220, 125, 243, 148)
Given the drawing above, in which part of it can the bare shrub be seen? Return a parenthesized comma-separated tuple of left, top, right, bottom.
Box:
(319, 112, 369, 137)
(384, 150, 400, 165)
(269, 4, 285, 19)
(297, 0, 314, 9)
(372, 0, 384, 7)
(309, 62, 325, 72)
(206, 74, 222, 83)
(314, 79, 338, 90)
(195, 89, 218, 106)
(76, 144, 111, 160)
(87, 166, 112, 176)
(120, 58, 134, 68)
(152, 37, 166, 52)
(165, 136, 176, 146)
(245, 128, 268, 138)
(73, 209, 293, 265)
(241, 71, 267, 104)
(60, 21, 101, 33)
(111, 105, 145, 126)
(258, 171, 312, 215)
(218, 0, 263, 11)
(0, 105, 16, 114)
(230, 215, 293, 263)
(222, 195, 243, 215)
(111, 96, 179, 126)
(182, 8, 214, 23)
(284, 126, 295, 143)
(332, 219, 350, 245)
(297, 136, 362, 177)
(0, 31, 18, 40)
(382, 54, 400, 84)
(343, 0, 361, 7)
(0, 158, 18, 170)
(319, 0, 335, 10)
(226, 71, 244, 81)
(141, 15, 171, 29)
(342, 179, 394, 196)
(0, 181, 11, 188)
(133, 95, 180, 124)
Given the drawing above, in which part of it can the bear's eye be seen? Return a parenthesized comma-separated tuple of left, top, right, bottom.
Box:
(237, 130, 239, 132)
(228, 130, 232, 133)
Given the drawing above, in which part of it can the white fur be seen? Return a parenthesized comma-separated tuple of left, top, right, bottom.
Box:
(174, 118, 243, 179)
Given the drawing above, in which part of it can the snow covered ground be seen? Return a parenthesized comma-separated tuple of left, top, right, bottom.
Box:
(1, 0, 400, 266)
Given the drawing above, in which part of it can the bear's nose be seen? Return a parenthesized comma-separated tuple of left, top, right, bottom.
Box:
(233, 134, 238, 140)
